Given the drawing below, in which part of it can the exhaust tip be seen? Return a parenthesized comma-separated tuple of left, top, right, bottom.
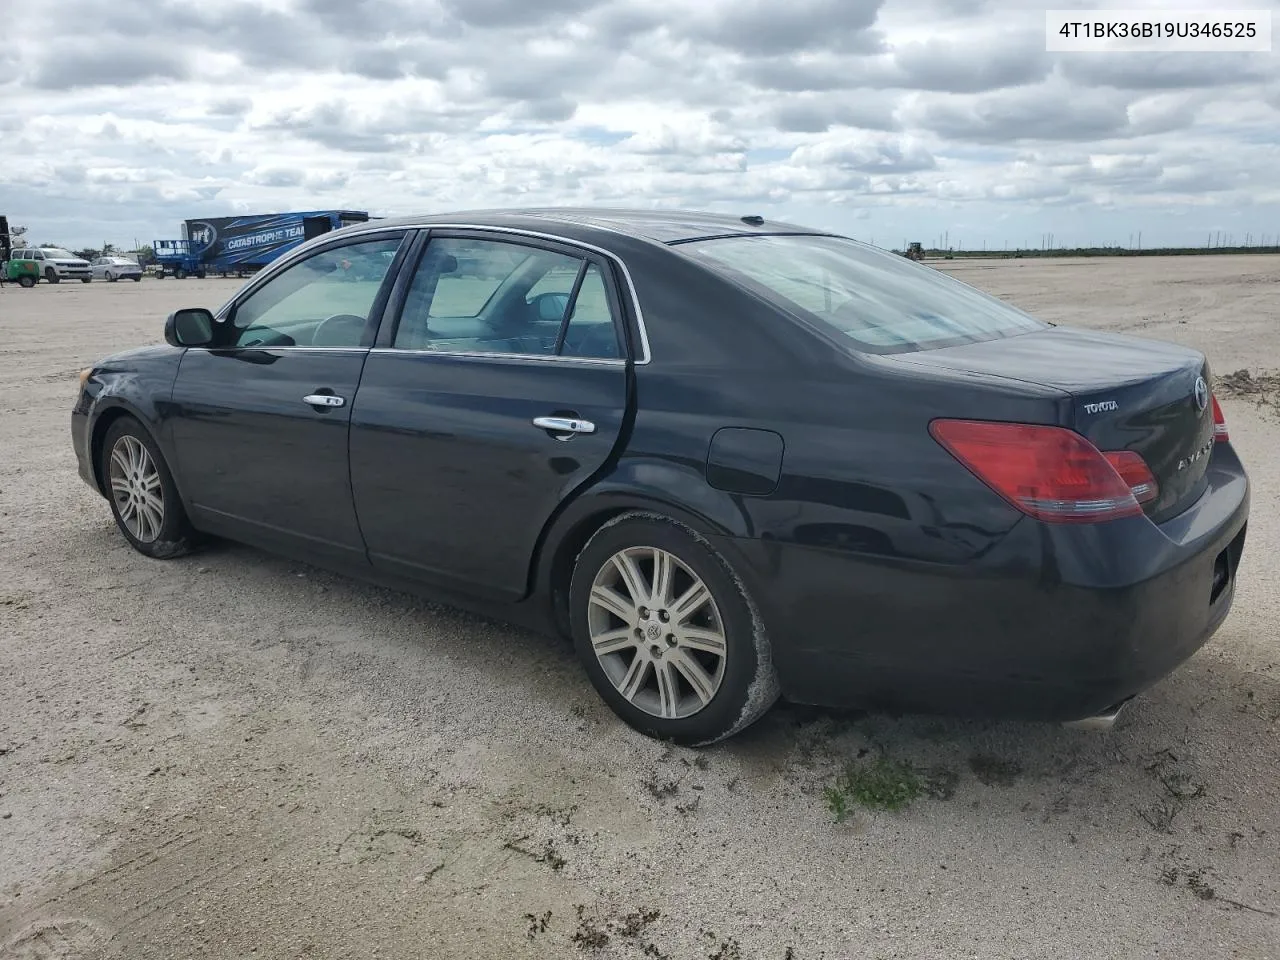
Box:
(1062, 697, 1133, 732)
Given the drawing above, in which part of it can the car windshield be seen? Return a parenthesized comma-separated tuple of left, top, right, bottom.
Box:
(43, 248, 76, 259)
(678, 234, 1046, 355)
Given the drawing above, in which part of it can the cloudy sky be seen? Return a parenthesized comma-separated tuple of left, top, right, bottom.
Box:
(3, 0, 1278, 251)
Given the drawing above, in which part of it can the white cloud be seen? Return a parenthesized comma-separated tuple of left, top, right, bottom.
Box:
(2, 0, 1278, 249)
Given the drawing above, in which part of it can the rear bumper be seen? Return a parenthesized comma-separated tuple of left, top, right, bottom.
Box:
(717, 445, 1251, 722)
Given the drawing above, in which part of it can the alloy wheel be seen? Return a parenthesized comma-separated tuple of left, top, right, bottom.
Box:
(587, 546, 728, 719)
(108, 435, 165, 543)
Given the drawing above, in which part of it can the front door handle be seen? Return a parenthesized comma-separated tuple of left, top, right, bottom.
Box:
(304, 393, 346, 408)
(533, 415, 595, 435)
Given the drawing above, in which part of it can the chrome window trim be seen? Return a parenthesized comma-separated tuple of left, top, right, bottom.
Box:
(368, 347, 626, 367)
(188, 344, 626, 366)
(222, 222, 653, 365)
(198, 346, 370, 355)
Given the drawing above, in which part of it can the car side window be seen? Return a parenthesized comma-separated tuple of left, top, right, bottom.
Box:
(31, 250, 43, 261)
(227, 237, 404, 349)
(558, 265, 621, 359)
(393, 238, 621, 359)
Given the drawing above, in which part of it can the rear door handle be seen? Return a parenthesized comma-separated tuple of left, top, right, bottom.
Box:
(304, 393, 346, 408)
(532, 416, 595, 435)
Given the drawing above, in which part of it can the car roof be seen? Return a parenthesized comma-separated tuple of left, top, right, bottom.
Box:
(360, 207, 832, 246)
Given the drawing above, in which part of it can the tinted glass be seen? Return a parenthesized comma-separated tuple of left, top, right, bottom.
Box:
(394, 237, 617, 358)
(559, 265, 620, 359)
(230, 237, 403, 348)
(679, 234, 1046, 355)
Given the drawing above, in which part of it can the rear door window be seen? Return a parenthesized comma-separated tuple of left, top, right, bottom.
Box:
(392, 237, 622, 359)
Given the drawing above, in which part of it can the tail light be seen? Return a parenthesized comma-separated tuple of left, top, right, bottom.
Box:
(1103, 450, 1159, 504)
(929, 419, 1146, 523)
(1211, 393, 1228, 442)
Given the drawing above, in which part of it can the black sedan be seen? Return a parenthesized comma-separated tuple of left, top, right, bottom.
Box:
(71, 209, 1250, 745)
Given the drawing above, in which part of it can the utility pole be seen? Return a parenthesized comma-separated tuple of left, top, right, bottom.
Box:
(1137, 231, 1141, 250)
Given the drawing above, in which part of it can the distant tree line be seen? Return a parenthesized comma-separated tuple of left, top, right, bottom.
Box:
(908, 245, 1280, 259)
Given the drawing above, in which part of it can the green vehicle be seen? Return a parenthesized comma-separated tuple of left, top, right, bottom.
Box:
(3, 251, 41, 288)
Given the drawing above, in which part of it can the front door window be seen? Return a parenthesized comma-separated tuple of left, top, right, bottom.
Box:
(228, 238, 405, 348)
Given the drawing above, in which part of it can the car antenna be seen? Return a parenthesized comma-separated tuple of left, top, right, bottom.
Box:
(740, 214, 764, 226)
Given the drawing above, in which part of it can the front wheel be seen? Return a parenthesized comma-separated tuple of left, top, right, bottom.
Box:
(131, 275, 142, 282)
(107, 272, 117, 282)
(99, 418, 198, 559)
(45, 268, 59, 284)
(18, 275, 36, 288)
(81, 277, 91, 283)
(569, 513, 779, 746)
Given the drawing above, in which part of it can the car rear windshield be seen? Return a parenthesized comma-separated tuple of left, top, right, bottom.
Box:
(678, 234, 1046, 355)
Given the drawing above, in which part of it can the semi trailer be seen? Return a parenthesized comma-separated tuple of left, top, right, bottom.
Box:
(153, 209, 371, 278)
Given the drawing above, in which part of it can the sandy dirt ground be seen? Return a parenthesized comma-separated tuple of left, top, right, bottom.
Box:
(1, 255, 1278, 959)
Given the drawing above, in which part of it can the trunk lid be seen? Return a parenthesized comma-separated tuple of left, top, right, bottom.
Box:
(889, 326, 1217, 523)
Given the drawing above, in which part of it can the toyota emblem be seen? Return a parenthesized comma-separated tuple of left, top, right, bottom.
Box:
(1193, 376, 1209, 413)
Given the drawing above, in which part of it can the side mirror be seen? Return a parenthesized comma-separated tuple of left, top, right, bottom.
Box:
(165, 307, 215, 347)
(531, 291, 570, 322)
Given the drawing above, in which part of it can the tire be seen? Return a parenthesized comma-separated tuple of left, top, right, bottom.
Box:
(45, 268, 59, 284)
(99, 417, 198, 560)
(569, 512, 780, 746)
(19, 275, 35, 288)
(107, 272, 117, 282)
(132, 275, 142, 282)
(174, 268, 187, 280)
(81, 277, 92, 283)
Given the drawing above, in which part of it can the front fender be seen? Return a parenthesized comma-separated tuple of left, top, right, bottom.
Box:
(78, 347, 183, 496)
(81, 396, 169, 496)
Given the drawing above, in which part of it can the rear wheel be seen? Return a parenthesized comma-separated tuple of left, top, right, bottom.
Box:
(99, 418, 198, 559)
(19, 275, 35, 288)
(569, 513, 779, 746)
(175, 267, 187, 280)
(132, 275, 142, 282)
(45, 268, 59, 284)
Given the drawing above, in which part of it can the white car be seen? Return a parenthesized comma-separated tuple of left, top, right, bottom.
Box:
(92, 256, 144, 282)
(8, 247, 92, 283)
